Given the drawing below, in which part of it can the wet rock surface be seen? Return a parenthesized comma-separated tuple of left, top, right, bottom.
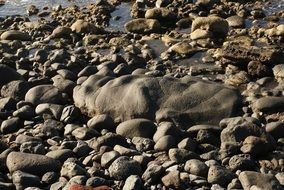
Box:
(0, 0, 284, 189)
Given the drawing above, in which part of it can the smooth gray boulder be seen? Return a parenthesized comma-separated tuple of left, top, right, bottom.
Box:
(6, 152, 61, 175)
(73, 75, 241, 129)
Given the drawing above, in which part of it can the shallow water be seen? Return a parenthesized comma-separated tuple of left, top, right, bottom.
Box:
(0, 0, 96, 17)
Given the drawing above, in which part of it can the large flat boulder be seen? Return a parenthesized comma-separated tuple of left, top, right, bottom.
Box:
(73, 75, 242, 129)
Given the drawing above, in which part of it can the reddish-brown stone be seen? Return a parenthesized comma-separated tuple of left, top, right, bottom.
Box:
(68, 184, 111, 190)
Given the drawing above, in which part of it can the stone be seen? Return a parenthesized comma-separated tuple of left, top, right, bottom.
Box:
(113, 145, 139, 156)
(70, 20, 101, 34)
(252, 96, 284, 113)
(191, 16, 229, 38)
(0, 65, 24, 88)
(169, 42, 200, 55)
(124, 19, 161, 34)
(67, 184, 111, 190)
(154, 135, 176, 151)
(142, 164, 164, 184)
(51, 26, 72, 38)
(89, 132, 128, 151)
(226, 15, 245, 28)
(207, 165, 235, 187)
(87, 114, 115, 131)
(153, 122, 181, 142)
(123, 175, 143, 190)
(101, 151, 120, 168)
(25, 85, 64, 105)
(0, 30, 31, 41)
(178, 138, 197, 151)
(266, 122, 284, 139)
(6, 152, 61, 175)
(184, 159, 208, 177)
(72, 127, 99, 140)
(108, 156, 142, 180)
(1, 80, 29, 101)
(145, 8, 176, 24)
(12, 170, 41, 190)
(1, 117, 22, 134)
(74, 75, 241, 129)
(60, 161, 87, 179)
(46, 149, 75, 163)
(168, 148, 200, 163)
(228, 154, 255, 171)
(116, 118, 157, 139)
(239, 171, 283, 190)
(190, 29, 212, 40)
(60, 105, 81, 123)
(240, 136, 273, 156)
(161, 171, 180, 188)
(132, 137, 155, 152)
(275, 172, 284, 186)
(220, 120, 275, 146)
(35, 103, 64, 119)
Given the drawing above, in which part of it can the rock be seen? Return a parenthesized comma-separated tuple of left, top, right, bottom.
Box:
(108, 156, 142, 180)
(252, 96, 284, 114)
(153, 122, 181, 142)
(0, 65, 24, 88)
(247, 61, 271, 78)
(89, 132, 128, 151)
(228, 154, 255, 171)
(6, 152, 61, 175)
(60, 105, 81, 123)
(154, 135, 176, 151)
(12, 170, 41, 190)
(46, 149, 75, 163)
(25, 85, 64, 105)
(266, 122, 284, 139)
(168, 148, 200, 163)
(87, 114, 115, 131)
(70, 20, 101, 34)
(191, 16, 229, 38)
(145, 8, 176, 24)
(67, 184, 111, 190)
(35, 103, 64, 119)
(184, 159, 208, 177)
(51, 26, 72, 39)
(169, 42, 200, 55)
(101, 151, 120, 168)
(220, 120, 275, 147)
(275, 172, 284, 186)
(60, 161, 86, 179)
(178, 138, 197, 151)
(226, 15, 245, 28)
(142, 164, 164, 184)
(240, 136, 273, 156)
(132, 137, 155, 152)
(116, 118, 157, 139)
(0, 30, 31, 41)
(74, 75, 241, 129)
(123, 175, 143, 190)
(13, 105, 35, 119)
(85, 177, 111, 187)
(207, 165, 235, 187)
(239, 171, 283, 190)
(1, 117, 22, 134)
(0, 97, 16, 111)
(1, 80, 29, 101)
(72, 127, 99, 140)
(190, 29, 212, 40)
(124, 19, 161, 34)
(161, 171, 180, 188)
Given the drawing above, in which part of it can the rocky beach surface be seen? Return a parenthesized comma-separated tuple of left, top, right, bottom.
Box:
(0, 0, 284, 189)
